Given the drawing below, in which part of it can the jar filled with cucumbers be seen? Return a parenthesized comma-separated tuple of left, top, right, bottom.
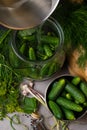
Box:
(9, 17, 65, 80)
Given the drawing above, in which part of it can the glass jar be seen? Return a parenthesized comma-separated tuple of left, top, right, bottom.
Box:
(9, 17, 65, 80)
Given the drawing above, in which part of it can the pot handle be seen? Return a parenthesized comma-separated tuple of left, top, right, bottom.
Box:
(20, 78, 46, 107)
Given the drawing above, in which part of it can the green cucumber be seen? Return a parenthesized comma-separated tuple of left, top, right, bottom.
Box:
(75, 100, 79, 104)
(71, 76, 81, 86)
(65, 82, 86, 103)
(80, 82, 87, 98)
(62, 107, 75, 120)
(40, 63, 50, 77)
(56, 97, 83, 112)
(44, 44, 53, 57)
(41, 35, 59, 46)
(19, 43, 26, 54)
(83, 102, 87, 107)
(29, 47, 36, 60)
(66, 93, 73, 100)
(48, 78, 65, 100)
(48, 62, 57, 76)
(48, 100, 63, 119)
(23, 35, 36, 41)
(61, 91, 73, 100)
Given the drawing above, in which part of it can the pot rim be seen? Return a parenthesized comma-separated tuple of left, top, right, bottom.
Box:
(45, 74, 87, 121)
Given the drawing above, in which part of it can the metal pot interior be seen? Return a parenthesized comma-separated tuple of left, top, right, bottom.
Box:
(46, 74, 87, 121)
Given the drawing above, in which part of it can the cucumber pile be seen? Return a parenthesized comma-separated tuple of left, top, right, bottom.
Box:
(16, 28, 59, 61)
(10, 27, 65, 80)
(47, 76, 87, 120)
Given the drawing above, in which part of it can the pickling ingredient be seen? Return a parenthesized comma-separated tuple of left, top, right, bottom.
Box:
(29, 47, 36, 60)
(80, 81, 87, 97)
(48, 100, 63, 119)
(71, 76, 81, 85)
(17, 28, 60, 61)
(21, 97, 38, 114)
(48, 78, 65, 100)
(65, 82, 86, 103)
(62, 107, 75, 120)
(47, 75, 87, 120)
(56, 97, 83, 112)
(0, 54, 38, 120)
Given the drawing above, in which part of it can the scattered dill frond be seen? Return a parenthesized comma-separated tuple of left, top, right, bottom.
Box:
(53, 2, 87, 68)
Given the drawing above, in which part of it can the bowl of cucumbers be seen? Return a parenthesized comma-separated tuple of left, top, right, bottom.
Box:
(46, 74, 87, 120)
(9, 17, 65, 80)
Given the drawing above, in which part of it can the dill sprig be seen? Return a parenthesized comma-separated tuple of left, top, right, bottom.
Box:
(53, 2, 87, 67)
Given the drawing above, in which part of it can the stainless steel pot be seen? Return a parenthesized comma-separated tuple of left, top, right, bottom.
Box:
(0, 0, 60, 29)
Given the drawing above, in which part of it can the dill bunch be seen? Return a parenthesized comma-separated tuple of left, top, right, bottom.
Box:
(53, 2, 87, 67)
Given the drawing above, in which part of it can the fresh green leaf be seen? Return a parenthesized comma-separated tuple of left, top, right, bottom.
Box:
(22, 97, 38, 114)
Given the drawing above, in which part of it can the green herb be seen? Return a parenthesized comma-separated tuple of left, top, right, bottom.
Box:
(7, 114, 29, 130)
(0, 29, 11, 44)
(0, 27, 39, 120)
(0, 29, 12, 64)
(0, 55, 22, 118)
(0, 54, 38, 120)
(53, 3, 87, 67)
(21, 97, 38, 114)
